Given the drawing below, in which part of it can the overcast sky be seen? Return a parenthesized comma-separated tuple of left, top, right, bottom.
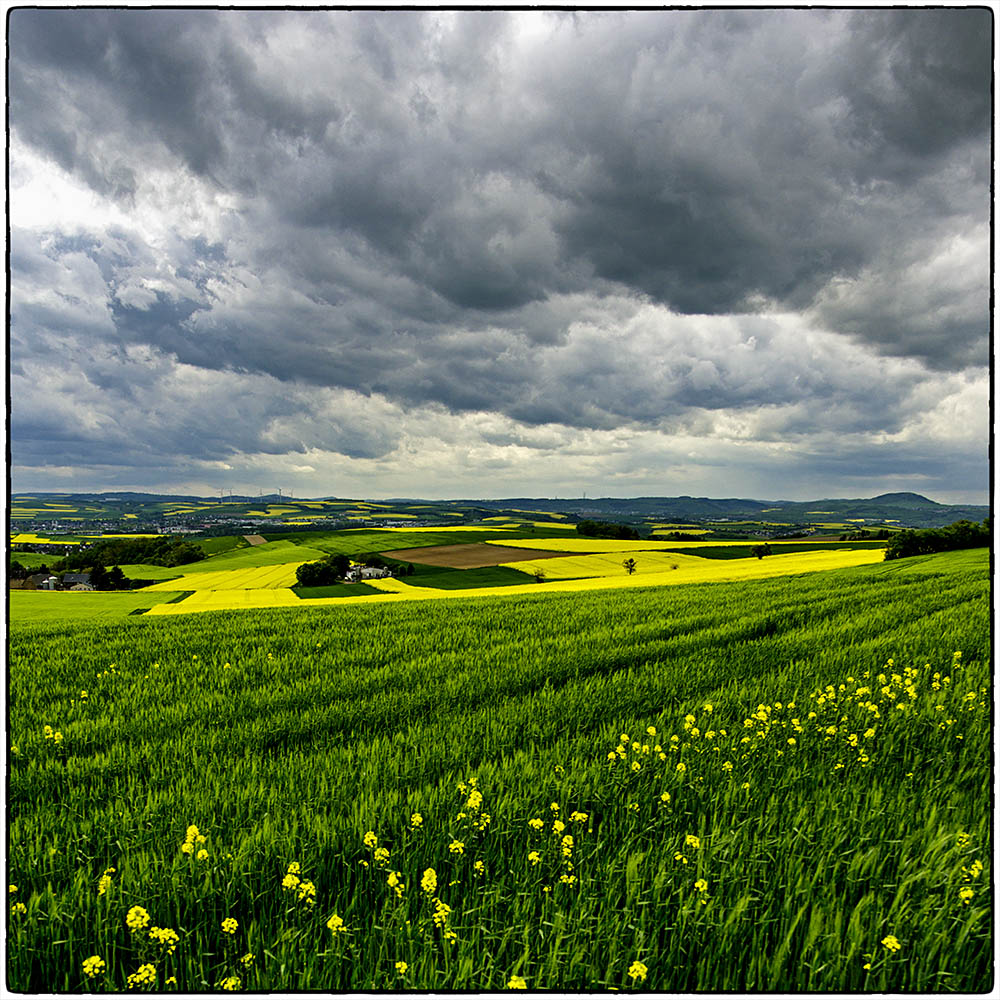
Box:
(8, 8, 991, 503)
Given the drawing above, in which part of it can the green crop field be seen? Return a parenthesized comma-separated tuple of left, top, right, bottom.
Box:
(6, 549, 990, 992)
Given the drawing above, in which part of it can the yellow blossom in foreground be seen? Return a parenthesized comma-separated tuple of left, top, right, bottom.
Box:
(628, 961, 648, 981)
(126, 963, 157, 989)
(281, 873, 301, 891)
(363, 831, 378, 849)
(241, 953, 255, 968)
(218, 976, 241, 991)
(221, 917, 238, 935)
(421, 868, 438, 894)
(149, 926, 179, 955)
(196, 849, 209, 861)
(474, 860, 485, 875)
(528, 851, 542, 866)
(881, 935, 901, 952)
(396, 961, 408, 975)
(327, 913, 346, 934)
(97, 868, 115, 896)
(449, 840, 465, 855)
(410, 813, 423, 828)
(286, 861, 301, 875)
(528, 818, 544, 830)
(82, 956, 106, 979)
(685, 834, 701, 849)
(10, 902, 26, 916)
(694, 878, 708, 893)
(8, 885, 16, 894)
(126, 906, 151, 932)
(507, 975, 527, 989)
(959, 887, 974, 904)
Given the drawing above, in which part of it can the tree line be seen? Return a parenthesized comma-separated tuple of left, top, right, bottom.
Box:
(883, 518, 990, 560)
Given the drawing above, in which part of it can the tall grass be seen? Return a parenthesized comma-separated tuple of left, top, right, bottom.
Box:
(7, 551, 991, 991)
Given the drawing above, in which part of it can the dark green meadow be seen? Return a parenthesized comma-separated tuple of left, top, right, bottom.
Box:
(6, 550, 992, 992)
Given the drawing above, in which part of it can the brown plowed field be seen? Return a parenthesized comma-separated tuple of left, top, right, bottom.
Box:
(380, 542, 576, 568)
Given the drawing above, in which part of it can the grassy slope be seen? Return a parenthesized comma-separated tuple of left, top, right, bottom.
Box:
(8, 590, 184, 623)
(6, 550, 991, 991)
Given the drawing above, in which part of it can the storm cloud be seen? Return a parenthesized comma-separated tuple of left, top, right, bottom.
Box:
(8, 8, 990, 501)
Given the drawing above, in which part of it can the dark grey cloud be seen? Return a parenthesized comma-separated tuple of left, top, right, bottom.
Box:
(7, 9, 990, 498)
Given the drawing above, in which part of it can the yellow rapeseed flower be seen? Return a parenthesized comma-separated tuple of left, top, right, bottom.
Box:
(286, 861, 301, 875)
(241, 953, 255, 968)
(126, 906, 151, 932)
(327, 913, 346, 934)
(221, 917, 238, 935)
(149, 926, 179, 955)
(10, 902, 26, 916)
(281, 873, 300, 891)
(126, 963, 157, 989)
(82, 955, 106, 978)
(959, 887, 974, 904)
(528, 851, 541, 866)
(363, 831, 378, 849)
(396, 961, 408, 975)
(528, 818, 544, 830)
(507, 975, 527, 989)
(449, 840, 465, 855)
(421, 868, 438, 894)
(685, 834, 700, 849)
(410, 813, 423, 828)
(628, 960, 648, 981)
(196, 849, 208, 861)
(218, 975, 241, 991)
(881, 935, 901, 952)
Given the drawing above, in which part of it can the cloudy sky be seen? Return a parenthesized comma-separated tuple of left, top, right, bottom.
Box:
(8, 7, 991, 503)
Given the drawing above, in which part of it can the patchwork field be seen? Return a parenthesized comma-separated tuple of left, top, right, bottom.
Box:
(6, 550, 991, 992)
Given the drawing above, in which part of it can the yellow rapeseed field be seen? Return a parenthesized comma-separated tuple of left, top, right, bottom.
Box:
(141, 564, 305, 592)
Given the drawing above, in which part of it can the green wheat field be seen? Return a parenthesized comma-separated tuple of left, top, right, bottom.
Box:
(7, 548, 991, 992)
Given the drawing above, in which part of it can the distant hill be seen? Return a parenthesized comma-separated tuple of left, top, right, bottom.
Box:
(463, 493, 989, 530)
(10, 490, 988, 531)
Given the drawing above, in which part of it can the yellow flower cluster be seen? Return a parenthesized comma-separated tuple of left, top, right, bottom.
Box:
(43, 725, 63, 745)
(179, 824, 207, 856)
(507, 974, 527, 988)
(126, 963, 157, 989)
(126, 905, 151, 933)
(387, 871, 405, 898)
(82, 955, 105, 978)
(221, 917, 238, 935)
(280, 861, 316, 904)
(395, 961, 408, 975)
(218, 975, 241, 991)
(96, 867, 115, 896)
(628, 960, 648, 981)
(881, 935, 902, 952)
(149, 925, 180, 954)
(326, 913, 347, 935)
(421, 868, 437, 894)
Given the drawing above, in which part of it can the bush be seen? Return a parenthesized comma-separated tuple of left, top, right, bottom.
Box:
(576, 519, 640, 540)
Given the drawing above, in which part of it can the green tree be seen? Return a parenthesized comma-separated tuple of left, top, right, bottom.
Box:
(622, 557, 637, 575)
